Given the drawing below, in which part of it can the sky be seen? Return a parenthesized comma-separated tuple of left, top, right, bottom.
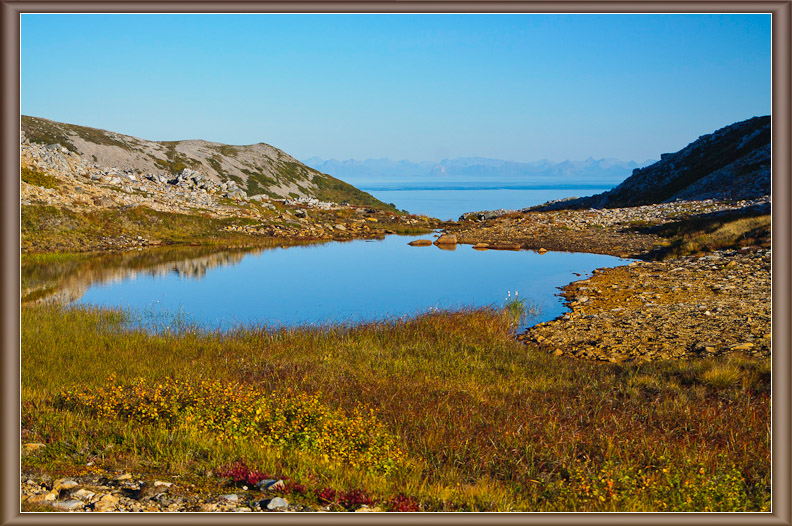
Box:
(21, 13, 771, 163)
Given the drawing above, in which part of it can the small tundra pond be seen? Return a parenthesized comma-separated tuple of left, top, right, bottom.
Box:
(61, 235, 628, 331)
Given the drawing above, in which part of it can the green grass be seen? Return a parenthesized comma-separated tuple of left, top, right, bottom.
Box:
(21, 301, 770, 511)
(22, 116, 78, 152)
(215, 145, 239, 157)
(22, 115, 137, 152)
(153, 142, 201, 175)
(20, 204, 302, 253)
(311, 172, 398, 211)
(21, 167, 60, 189)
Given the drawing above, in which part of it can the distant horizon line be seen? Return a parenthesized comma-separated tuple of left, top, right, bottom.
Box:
(303, 155, 658, 166)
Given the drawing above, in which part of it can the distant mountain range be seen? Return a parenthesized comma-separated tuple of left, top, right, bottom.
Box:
(302, 156, 656, 188)
(533, 115, 771, 210)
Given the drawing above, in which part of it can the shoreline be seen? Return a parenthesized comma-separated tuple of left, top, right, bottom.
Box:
(443, 197, 771, 363)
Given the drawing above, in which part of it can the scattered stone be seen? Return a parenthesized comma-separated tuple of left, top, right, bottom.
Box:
(256, 479, 285, 491)
(53, 479, 79, 491)
(27, 492, 56, 504)
(71, 489, 96, 501)
(264, 497, 289, 510)
(53, 500, 84, 511)
(520, 250, 770, 362)
(94, 494, 120, 512)
(408, 239, 432, 246)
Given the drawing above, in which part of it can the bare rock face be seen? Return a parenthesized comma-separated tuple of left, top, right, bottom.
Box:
(533, 115, 770, 210)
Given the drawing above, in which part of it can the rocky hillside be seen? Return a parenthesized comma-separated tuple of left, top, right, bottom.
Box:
(21, 115, 392, 209)
(534, 116, 770, 210)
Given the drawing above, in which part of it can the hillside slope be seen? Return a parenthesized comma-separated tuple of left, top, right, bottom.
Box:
(21, 115, 392, 209)
(534, 116, 770, 210)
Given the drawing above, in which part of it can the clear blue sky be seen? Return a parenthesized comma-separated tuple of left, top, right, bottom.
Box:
(21, 13, 770, 163)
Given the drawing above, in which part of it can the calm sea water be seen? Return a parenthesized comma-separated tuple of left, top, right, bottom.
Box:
(359, 184, 613, 220)
(73, 235, 629, 332)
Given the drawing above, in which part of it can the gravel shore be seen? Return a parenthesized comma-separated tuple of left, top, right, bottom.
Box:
(446, 198, 771, 362)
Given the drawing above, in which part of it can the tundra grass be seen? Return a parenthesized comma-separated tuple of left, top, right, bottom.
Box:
(21, 167, 60, 189)
(644, 210, 771, 259)
(20, 204, 317, 253)
(21, 303, 770, 511)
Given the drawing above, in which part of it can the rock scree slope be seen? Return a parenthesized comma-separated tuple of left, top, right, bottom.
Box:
(21, 115, 392, 209)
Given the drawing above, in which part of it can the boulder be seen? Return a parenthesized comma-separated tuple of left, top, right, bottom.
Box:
(434, 234, 457, 245)
(53, 500, 83, 511)
(264, 497, 289, 510)
(94, 494, 120, 512)
(408, 239, 432, 246)
(256, 479, 285, 491)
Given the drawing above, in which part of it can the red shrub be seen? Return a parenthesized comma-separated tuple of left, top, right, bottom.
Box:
(339, 489, 376, 508)
(215, 462, 271, 486)
(316, 488, 337, 504)
(387, 493, 420, 512)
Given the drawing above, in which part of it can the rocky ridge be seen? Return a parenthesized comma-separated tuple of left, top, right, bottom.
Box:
(21, 139, 439, 252)
(532, 115, 770, 210)
(21, 115, 390, 208)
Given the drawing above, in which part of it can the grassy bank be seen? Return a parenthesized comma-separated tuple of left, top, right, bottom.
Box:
(644, 209, 771, 259)
(21, 303, 770, 511)
(21, 204, 273, 253)
(21, 203, 436, 254)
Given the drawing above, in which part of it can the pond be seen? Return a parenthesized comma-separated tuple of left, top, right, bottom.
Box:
(29, 235, 631, 332)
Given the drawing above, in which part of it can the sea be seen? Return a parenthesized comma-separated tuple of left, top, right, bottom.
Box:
(356, 182, 613, 220)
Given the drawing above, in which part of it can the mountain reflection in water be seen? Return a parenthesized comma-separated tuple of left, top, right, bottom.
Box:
(23, 237, 630, 332)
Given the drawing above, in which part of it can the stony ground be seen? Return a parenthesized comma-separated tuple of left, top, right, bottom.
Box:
(20, 469, 375, 513)
(519, 248, 771, 362)
(450, 198, 769, 258)
(446, 198, 771, 363)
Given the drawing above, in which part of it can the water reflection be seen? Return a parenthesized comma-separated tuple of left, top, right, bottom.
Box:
(23, 237, 630, 332)
(22, 246, 265, 305)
